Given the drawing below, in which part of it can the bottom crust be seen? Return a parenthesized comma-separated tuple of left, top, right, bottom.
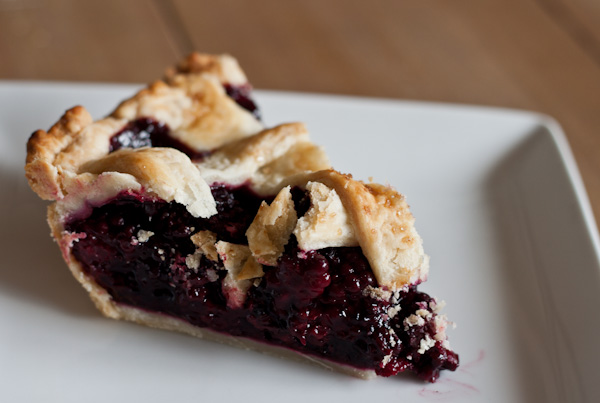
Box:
(115, 303, 377, 380)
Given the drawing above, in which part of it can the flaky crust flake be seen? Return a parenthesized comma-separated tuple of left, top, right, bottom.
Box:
(190, 230, 219, 262)
(246, 186, 297, 266)
(294, 181, 358, 251)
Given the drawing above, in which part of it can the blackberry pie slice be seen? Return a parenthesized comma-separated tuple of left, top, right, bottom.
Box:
(25, 53, 458, 382)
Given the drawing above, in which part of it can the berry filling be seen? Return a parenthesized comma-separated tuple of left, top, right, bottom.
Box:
(65, 186, 458, 382)
(109, 118, 209, 161)
(224, 83, 261, 120)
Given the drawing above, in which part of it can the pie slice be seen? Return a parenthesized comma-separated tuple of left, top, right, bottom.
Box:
(25, 52, 458, 382)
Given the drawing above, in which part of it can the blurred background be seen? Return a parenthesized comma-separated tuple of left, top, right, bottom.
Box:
(1, 0, 599, 220)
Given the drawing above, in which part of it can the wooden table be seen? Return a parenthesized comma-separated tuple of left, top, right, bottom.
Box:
(2, 0, 599, 222)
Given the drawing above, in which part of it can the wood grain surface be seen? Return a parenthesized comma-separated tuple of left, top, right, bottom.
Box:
(2, 0, 599, 222)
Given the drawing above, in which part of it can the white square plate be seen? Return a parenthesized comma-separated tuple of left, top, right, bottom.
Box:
(1, 83, 599, 402)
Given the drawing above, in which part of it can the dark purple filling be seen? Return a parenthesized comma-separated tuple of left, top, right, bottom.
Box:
(224, 83, 261, 120)
(109, 118, 210, 161)
(65, 186, 458, 382)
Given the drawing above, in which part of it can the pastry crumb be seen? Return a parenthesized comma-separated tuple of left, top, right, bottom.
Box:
(418, 334, 436, 354)
(363, 285, 392, 302)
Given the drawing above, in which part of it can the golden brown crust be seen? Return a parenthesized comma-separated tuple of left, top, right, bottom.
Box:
(81, 148, 217, 218)
(25, 106, 93, 200)
(111, 77, 262, 151)
(165, 52, 248, 86)
(112, 53, 260, 152)
(197, 122, 331, 193)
